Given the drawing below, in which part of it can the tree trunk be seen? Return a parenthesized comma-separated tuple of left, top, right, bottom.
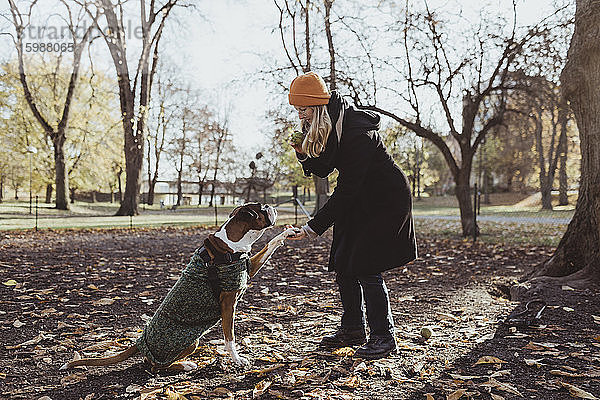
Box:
(455, 171, 476, 237)
(198, 181, 204, 205)
(53, 134, 70, 210)
(117, 167, 123, 204)
(45, 184, 53, 204)
(147, 181, 156, 206)
(312, 175, 329, 215)
(540, 177, 553, 210)
(528, 0, 600, 286)
(558, 152, 568, 205)
(558, 100, 569, 206)
(176, 170, 183, 207)
(119, 151, 143, 215)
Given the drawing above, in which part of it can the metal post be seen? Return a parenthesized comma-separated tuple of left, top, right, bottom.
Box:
(292, 185, 299, 225)
(214, 203, 218, 227)
(35, 195, 38, 231)
(29, 152, 32, 214)
(473, 183, 478, 242)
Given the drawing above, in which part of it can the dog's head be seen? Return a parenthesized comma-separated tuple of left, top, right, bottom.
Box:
(214, 203, 277, 252)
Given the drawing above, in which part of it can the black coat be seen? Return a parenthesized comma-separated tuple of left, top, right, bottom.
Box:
(299, 92, 417, 276)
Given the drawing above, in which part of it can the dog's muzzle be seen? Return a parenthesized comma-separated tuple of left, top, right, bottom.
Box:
(262, 204, 277, 226)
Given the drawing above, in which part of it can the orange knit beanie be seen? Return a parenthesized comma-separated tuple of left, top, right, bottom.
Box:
(288, 72, 331, 106)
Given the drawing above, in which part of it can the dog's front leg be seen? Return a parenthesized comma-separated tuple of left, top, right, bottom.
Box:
(219, 291, 248, 367)
(248, 228, 297, 277)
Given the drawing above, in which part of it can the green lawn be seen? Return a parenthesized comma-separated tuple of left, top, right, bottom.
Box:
(0, 194, 573, 246)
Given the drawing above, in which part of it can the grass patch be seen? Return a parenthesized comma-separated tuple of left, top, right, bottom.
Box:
(415, 218, 567, 247)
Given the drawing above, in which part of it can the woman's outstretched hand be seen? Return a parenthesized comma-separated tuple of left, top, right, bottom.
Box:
(285, 225, 307, 240)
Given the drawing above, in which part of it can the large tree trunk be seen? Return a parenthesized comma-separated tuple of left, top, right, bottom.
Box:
(52, 133, 70, 210)
(312, 175, 329, 215)
(526, 0, 600, 287)
(455, 171, 476, 237)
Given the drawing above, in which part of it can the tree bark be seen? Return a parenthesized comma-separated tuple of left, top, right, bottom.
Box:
(45, 184, 52, 204)
(312, 175, 329, 215)
(558, 99, 570, 206)
(529, 0, 600, 285)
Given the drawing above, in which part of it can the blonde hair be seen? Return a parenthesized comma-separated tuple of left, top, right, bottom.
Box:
(301, 105, 332, 157)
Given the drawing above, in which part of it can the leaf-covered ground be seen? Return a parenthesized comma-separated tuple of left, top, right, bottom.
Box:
(0, 227, 598, 400)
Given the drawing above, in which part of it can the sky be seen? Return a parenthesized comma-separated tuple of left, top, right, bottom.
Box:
(0, 0, 564, 153)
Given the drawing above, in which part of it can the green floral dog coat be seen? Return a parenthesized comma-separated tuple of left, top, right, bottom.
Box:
(136, 248, 249, 367)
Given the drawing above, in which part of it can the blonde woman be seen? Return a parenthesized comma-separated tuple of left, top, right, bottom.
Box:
(286, 72, 417, 359)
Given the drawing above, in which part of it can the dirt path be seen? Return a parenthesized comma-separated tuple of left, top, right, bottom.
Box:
(0, 228, 598, 400)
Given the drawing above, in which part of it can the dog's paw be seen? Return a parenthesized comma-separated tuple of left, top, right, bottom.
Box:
(232, 355, 249, 368)
(179, 360, 198, 372)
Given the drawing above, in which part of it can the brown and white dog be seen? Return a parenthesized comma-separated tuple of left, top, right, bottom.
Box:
(60, 203, 299, 372)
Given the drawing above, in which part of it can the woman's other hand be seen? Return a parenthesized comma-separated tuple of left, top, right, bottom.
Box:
(284, 225, 307, 240)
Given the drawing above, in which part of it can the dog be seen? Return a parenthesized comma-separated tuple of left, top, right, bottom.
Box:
(60, 203, 299, 372)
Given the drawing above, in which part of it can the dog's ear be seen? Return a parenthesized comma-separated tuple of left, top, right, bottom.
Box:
(229, 206, 242, 218)
(237, 208, 259, 220)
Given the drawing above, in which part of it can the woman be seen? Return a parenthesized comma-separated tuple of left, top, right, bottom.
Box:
(287, 71, 417, 359)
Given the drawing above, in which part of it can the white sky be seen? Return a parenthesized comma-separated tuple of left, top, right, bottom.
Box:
(1, 0, 564, 153)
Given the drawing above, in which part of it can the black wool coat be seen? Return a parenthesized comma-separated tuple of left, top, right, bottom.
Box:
(299, 91, 417, 276)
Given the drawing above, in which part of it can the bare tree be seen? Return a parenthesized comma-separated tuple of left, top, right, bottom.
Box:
(146, 73, 175, 205)
(274, 0, 330, 214)
(518, 0, 600, 289)
(167, 86, 197, 207)
(351, 2, 562, 236)
(6, 0, 97, 210)
(78, 0, 183, 215)
(203, 108, 233, 208)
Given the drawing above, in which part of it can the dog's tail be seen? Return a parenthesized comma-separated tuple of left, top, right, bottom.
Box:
(59, 345, 139, 370)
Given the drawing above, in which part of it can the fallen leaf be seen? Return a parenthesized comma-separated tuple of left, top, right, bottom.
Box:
(336, 375, 361, 389)
(560, 382, 598, 399)
(561, 285, 575, 291)
(474, 356, 508, 366)
(92, 298, 115, 306)
(449, 373, 482, 381)
(490, 394, 505, 400)
(425, 394, 435, 400)
(124, 384, 142, 394)
(446, 389, 466, 400)
(2, 279, 17, 286)
(333, 347, 355, 357)
(6, 333, 46, 349)
(60, 372, 86, 386)
(482, 377, 522, 397)
(252, 380, 271, 398)
(248, 364, 285, 376)
(12, 319, 25, 328)
(207, 387, 233, 398)
(524, 359, 545, 368)
(87, 284, 99, 290)
(551, 369, 587, 378)
(563, 307, 575, 312)
(165, 386, 187, 400)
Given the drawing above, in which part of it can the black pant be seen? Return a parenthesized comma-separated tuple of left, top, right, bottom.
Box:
(335, 272, 395, 338)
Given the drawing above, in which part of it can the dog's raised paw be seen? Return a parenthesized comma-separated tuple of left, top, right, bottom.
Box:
(179, 360, 198, 372)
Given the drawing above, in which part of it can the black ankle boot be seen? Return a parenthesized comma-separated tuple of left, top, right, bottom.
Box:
(320, 327, 367, 348)
(354, 336, 397, 359)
